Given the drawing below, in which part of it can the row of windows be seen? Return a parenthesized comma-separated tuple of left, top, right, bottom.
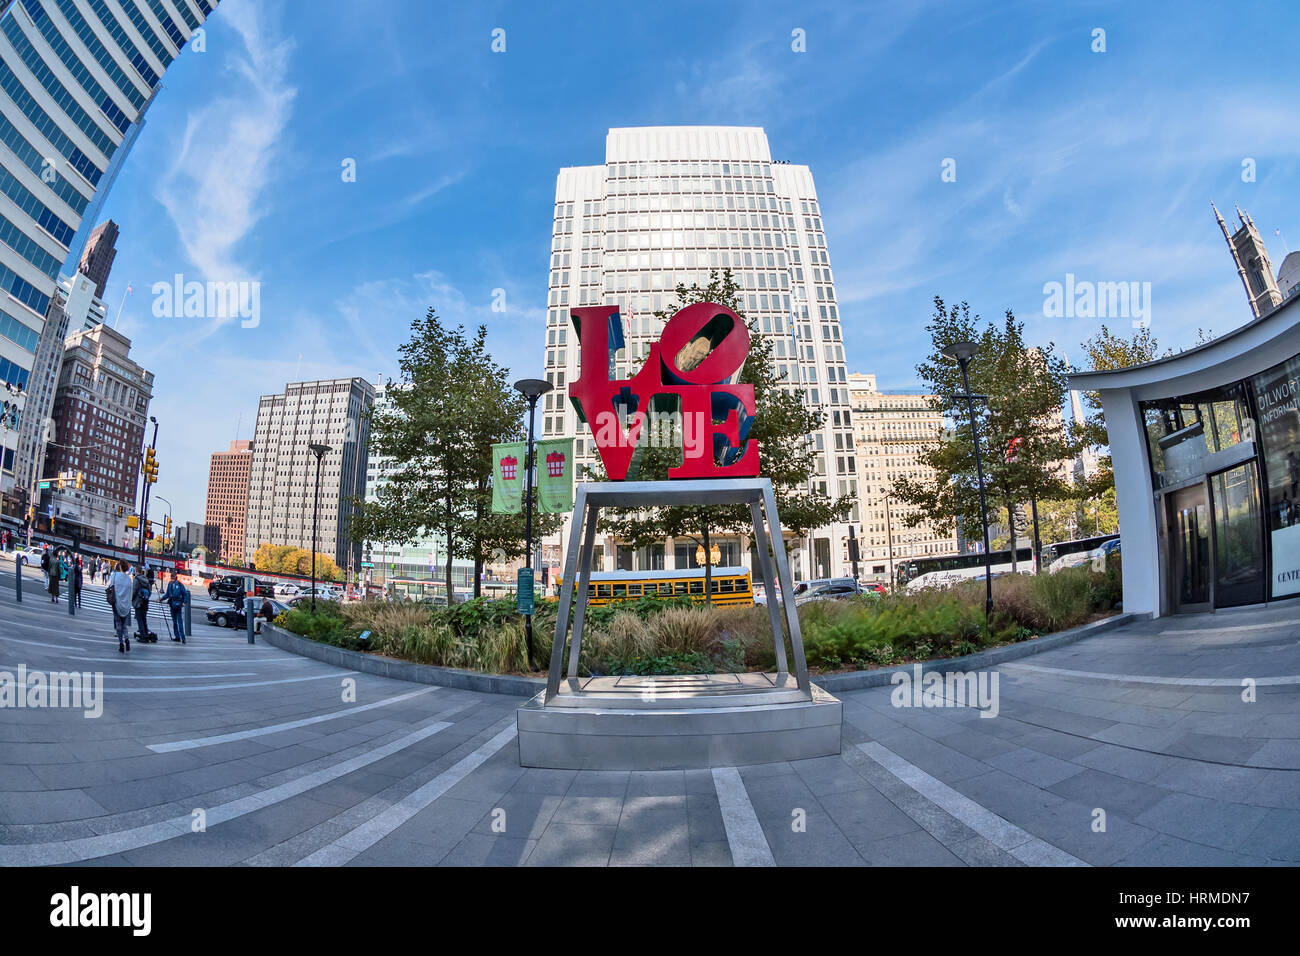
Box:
(0, 208, 62, 278)
(0, 148, 76, 246)
(16, 2, 131, 133)
(0, 353, 30, 389)
(121, 0, 174, 68)
(50, 0, 147, 111)
(0, 259, 48, 314)
(0, 109, 88, 215)
(3, 16, 119, 159)
(0, 56, 102, 185)
(0, 305, 38, 351)
(145, 0, 185, 48)
(85, 0, 159, 88)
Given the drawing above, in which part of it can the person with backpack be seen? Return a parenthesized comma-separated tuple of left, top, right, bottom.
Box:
(108, 559, 133, 653)
(132, 565, 153, 643)
(164, 572, 188, 644)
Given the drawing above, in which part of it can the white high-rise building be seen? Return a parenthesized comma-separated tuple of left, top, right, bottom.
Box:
(245, 378, 374, 574)
(540, 126, 858, 581)
(0, 0, 218, 507)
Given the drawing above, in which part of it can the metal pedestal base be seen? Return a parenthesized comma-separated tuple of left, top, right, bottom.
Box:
(519, 477, 842, 770)
(518, 674, 842, 770)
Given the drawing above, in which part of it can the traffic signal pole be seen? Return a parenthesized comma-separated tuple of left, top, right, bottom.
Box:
(137, 420, 158, 570)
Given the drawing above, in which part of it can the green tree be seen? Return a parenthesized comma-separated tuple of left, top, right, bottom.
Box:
(593, 270, 852, 596)
(1075, 323, 1163, 495)
(350, 309, 558, 602)
(893, 297, 1079, 568)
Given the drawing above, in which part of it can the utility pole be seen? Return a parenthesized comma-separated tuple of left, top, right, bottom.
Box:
(137, 417, 158, 569)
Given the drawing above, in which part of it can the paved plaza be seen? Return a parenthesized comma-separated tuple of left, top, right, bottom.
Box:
(1, 565, 1297, 866)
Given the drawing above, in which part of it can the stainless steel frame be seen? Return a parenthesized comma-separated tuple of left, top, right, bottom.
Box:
(544, 477, 810, 702)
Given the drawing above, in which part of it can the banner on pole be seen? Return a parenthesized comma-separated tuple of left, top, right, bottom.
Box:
(536, 437, 575, 514)
(491, 441, 527, 513)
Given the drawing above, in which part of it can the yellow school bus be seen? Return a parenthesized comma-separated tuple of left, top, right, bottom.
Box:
(554, 566, 754, 607)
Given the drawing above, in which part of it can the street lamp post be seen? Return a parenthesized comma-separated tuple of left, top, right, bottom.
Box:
(514, 377, 552, 671)
(942, 341, 994, 621)
(308, 444, 332, 613)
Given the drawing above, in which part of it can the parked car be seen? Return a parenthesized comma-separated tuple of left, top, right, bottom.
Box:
(206, 597, 290, 629)
(795, 577, 864, 604)
(13, 545, 44, 565)
(275, 582, 302, 596)
(208, 574, 275, 601)
(862, 582, 888, 595)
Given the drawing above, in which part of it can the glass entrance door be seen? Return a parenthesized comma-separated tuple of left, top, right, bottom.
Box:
(1167, 484, 1212, 612)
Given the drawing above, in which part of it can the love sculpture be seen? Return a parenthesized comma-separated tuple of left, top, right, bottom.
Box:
(567, 301, 758, 480)
(518, 301, 841, 772)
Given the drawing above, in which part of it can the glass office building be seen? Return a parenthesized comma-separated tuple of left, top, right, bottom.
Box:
(1072, 294, 1300, 616)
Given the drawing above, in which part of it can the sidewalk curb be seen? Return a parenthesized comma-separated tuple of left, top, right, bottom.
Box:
(260, 611, 1147, 699)
(257, 625, 544, 697)
(812, 611, 1148, 693)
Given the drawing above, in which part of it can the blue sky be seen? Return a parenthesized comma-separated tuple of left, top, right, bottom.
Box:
(93, 0, 1300, 524)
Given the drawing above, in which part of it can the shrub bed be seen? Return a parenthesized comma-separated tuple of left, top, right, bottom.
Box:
(276, 562, 1121, 676)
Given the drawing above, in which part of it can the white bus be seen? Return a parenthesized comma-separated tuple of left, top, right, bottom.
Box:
(898, 547, 1035, 591)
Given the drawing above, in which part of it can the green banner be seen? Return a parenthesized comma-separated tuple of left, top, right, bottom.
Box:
(491, 441, 527, 514)
(537, 437, 575, 514)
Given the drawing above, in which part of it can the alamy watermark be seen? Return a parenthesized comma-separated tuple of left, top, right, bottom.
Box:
(1043, 273, 1151, 327)
(890, 664, 1000, 718)
(0, 665, 102, 718)
(152, 274, 260, 328)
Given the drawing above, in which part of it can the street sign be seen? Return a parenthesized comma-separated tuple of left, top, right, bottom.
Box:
(516, 567, 535, 616)
(39, 481, 49, 490)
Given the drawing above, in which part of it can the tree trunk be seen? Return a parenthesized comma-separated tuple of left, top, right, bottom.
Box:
(703, 517, 712, 606)
(1031, 497, 1042, 574)
(444, 499, 454, 605)
(1007, 503, 1018, 573)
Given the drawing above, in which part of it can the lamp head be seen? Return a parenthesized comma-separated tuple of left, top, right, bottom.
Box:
(941, 341, 979, 364)
(514, 378, 552, 403)
(309, 443, 332, 459)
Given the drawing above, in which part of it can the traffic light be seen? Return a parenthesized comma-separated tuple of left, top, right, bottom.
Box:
(116, 506, 123, 518)
(75, 472, 84, 490)
(146, 529, 154, 540)
(164, 515, 172, 537)
(126, 515, 139, 529)
(142, 447, 158, 484)
(25, 506, 34, 523)
(56, 477, 65, 490)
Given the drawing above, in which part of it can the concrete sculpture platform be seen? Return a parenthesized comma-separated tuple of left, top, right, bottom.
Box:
(519, 478, 843, 770)
(517, 673, 843, 770)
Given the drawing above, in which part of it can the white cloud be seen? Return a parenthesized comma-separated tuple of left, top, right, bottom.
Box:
(154, 0, 297, 285)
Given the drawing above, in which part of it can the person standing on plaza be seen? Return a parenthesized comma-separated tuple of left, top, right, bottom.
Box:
(47, 551, 60, 603)
(164, 571, 188, 644)
(39, 546, 49, 591)
(74, 557, 83, 608)
(132, 565, 152, 643)
(109, 558, 133, 653)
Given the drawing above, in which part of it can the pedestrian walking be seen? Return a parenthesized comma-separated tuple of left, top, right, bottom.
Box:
(108, 558, 133, 653)
(132, 565, 153, 643)
(74, 557, 83, 608)
(164, 571, 188, 644)
(39, 547, 49, 592)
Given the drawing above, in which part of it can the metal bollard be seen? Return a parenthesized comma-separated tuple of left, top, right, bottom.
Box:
(246, 595, 254, 644)
(68, 577, 74, 616)
(14, 553, 20, 603)
(184, 591, 191, 637)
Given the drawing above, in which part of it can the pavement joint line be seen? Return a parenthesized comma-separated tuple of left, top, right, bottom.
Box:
(95, 671, 359, 693)
(0, 664, 256, 679)
(293, 718, 519, 867)
(1158, 621, 1299, 636)
(0, 715, 457, 866)
(67, 656, 305, 665)
(711, 766, 777, 867)
(856, 742, 1088, 867)
(148, 687, 439, 752)
(1003, 661, 1300, 687)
